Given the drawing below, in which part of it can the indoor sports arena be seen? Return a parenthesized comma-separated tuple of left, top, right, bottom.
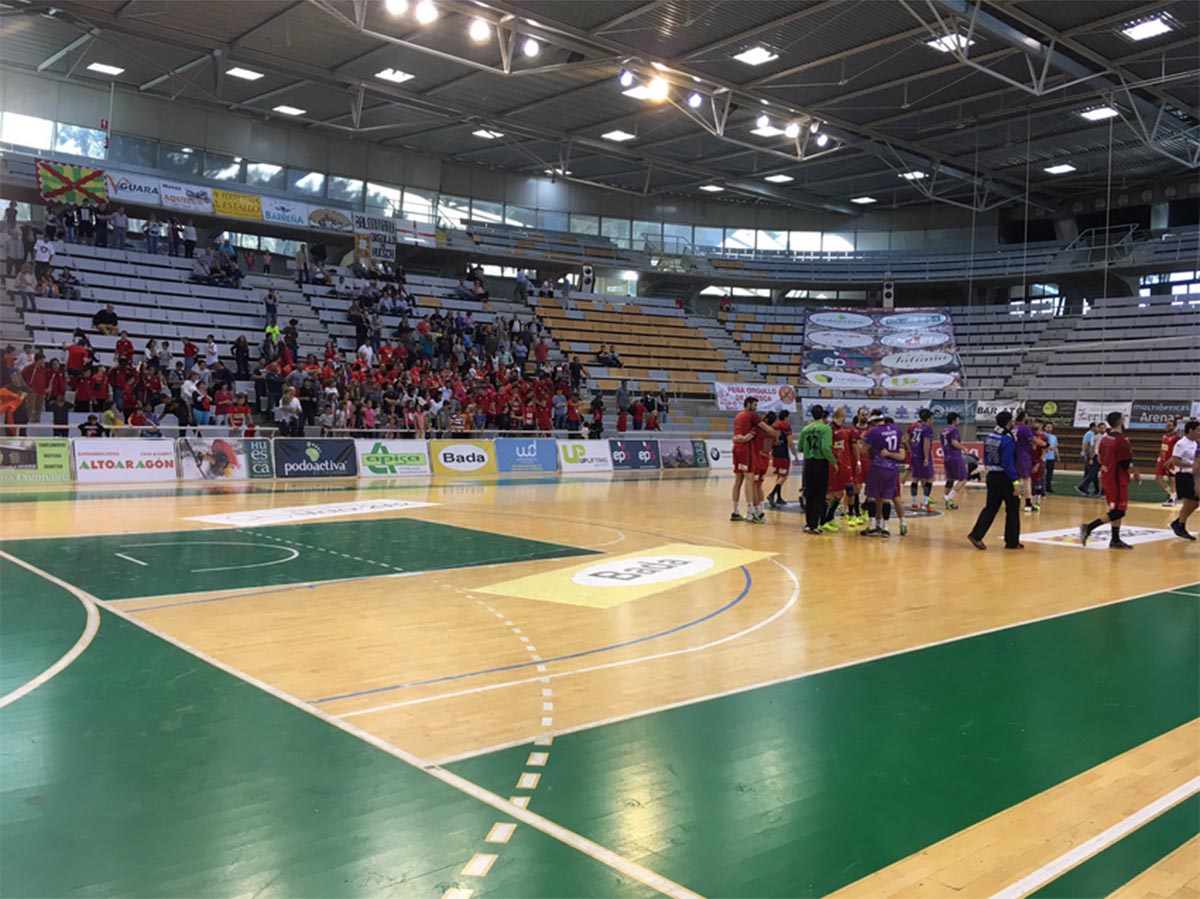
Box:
(1, 1, 1198, 896)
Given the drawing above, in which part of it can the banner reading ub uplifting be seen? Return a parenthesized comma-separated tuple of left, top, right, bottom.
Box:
(353, 212, 397, 262)
(273, 438, 357, 478)
(178, 436, 273, 480)
(355, 439, 431, 477)
(707, 438, 734, 470)
(558, 439, 614, 473)
(159, 180, 213, 213)
(659, 439, 709, 469)
(104, 170, 161, 206)
(1073, 400, 1133, 428)
(495, 438, 558, 473)
(1129, 400, 1192, 430)
(609, 439, 661, 471)
(261, 197, 311, 227)
(0, 438, 71, 483)
(803, 307, 962, 393)
(212, 189, 263, 221)
(430, 439, 498, 476)
(75, 438, 177, 483)
(712, 382, 798, 413)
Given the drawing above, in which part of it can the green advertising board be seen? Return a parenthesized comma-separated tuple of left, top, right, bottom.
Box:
(0, 439, 72, 483)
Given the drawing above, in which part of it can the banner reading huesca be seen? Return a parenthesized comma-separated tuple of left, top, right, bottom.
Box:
(802, 307, 963, 394)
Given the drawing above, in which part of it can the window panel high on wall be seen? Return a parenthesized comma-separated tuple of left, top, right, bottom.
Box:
(601, 217, 630, 248)
(366, 182, 402, 217)
(438, 195, 471, 229)
(108, 133, 157, 169)
(54, 123, 107, 160)
(506, 205, 536, 228)
(569, 213, 599, 235)
(290, 170, 325, 196)
(0, 112, 53, 152)
(204, 152, 244, 182)
(246, 162, 285, 190)
(402, 187, 435, 223)
(327, 175, 364, 205)
(159, 143, 200, 176)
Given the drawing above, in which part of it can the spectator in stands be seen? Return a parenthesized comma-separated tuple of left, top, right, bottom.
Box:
(43, 205, 60, 241)
(276, 386, 303, 436)
(60, 205, 76, 244)
(92, 303, 119, 337)
(183, 219, 197, 258)
(4, 201, 17, 232)
(191, 255, 213, 284)
(230, 336, 251, 378)
(143, 214, 163, 256)
(657, 388, 670, 427)
(56, 266, 82, 301)
(19, 353, 47, 423)
(538, 278, 554, 298)
(76, 203, 94, 245)
(631, 395, 646, 431)
(94, 201, 110, 248)
(114, 330, 135, 367)
(569, 355, 583, 392)
(13, 263, 37, 312)
(204, 335, 219, 369)
(110, 206, 128, 250)
(66, 336, 89, 382)
(294, 243, 310, 286)
(515, 269, 531, 302)
(77, 414, 105, 438)
(452, 278, 474, 301)
(182, 337, 198, 376)
(168, 218, 183, 257)
(157, 340, 174, 372)
(142, 339, 158, 370)
(719, 295, 733, 312)
(616, 380, 630, 415)
(33, 232, 55, 281)
(264, 288, 278, 325)
(37, 273, 60, 300)
(262, 249, 272, 274)
(5, 230, 22, 278)
(50, 393, 70, 436)
(101, 400, 125, 434)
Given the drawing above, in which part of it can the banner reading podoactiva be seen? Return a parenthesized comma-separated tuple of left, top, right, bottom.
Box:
(178, 437, 274, 480)
(0, 438, 71, 483)
(273, 438, 358, 478)
(802, 307, 963, 394)
(712, 382, 797, 413)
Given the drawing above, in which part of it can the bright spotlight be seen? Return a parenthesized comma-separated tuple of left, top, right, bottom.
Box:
(810, 120, 821, 133)
(647, 76, 668, 101)
(385, 0, 408, 14)
(522, 37, 540, 57)
(756, 113, 770, 130)
(816, 132, 829, 147)
(619, 69, 634, 88)
(687, 91, 703, 108)
(784, 121, 800, 139)
(414, 0, 437, 24)
(469, 18, 490, 42)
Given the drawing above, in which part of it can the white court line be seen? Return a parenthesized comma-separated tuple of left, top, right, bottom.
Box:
(989, 775, 1200, 899)
(1, 554, 701, 899)
(114, 552, 147, 567)
(120, 540, 300, 573)
(0, 552, 102, 710)
(422, 576, 1199, 766)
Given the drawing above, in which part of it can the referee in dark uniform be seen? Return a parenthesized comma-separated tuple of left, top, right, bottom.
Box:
(968, 410, 1023, 550)
(799, 404, 837, 534)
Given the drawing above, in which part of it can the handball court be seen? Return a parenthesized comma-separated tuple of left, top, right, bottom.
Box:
(0, 471, 1197, 899)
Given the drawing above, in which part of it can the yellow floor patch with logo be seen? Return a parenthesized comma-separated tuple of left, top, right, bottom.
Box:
(476, 543, 775, 608)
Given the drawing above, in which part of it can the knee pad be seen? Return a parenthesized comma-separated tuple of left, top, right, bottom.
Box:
(923, 483, 932, 497)
(1109, 508, 1125, 521)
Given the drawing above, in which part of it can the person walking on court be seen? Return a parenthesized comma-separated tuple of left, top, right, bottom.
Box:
(1168, 419, 1199, 541)
(1080, 411, 1141, 550)
(1076, 423, 1102, 496)
(799, 404, 838, 535)
(1043, 422, 1058, 493)
(968, 411, 1022, 550)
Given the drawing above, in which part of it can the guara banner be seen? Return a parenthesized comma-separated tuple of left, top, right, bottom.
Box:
(712, 382, 797, 413)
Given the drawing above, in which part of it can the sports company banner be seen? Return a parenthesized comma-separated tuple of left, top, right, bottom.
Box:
(495, 438, 558, 473)
(273, 438, 357, 478)
(712, 382, 798, 413)
(609, 439, 661, 470)
(159, 179, 213, 213)
(178, 437, 273, 480)
(35, 159, 106, 205)
(429, 439, 498, 476)
(1073, 400, 1133, 428)
(212, 188, 263, 220)
(659, 439, 709, 469)
(803, 307, 962, 393)
(0, 438, 71, 483)
(557, 439, 614, 473)
(355, 439, 431, 477)
(1025, 399, 1076, 428)
(1129, 400, 1191, 430)
(74, 438, 177, 483)
(262, 196, 311, 227)
(353, 212, 397, 262)
(976, 398, 1022, 422)
(706, 438, 734, 470)
(104, 170, 161, 206)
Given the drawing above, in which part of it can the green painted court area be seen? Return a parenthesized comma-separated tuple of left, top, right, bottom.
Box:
(0, 560, 659, 899)
(450, 587, 1200, 898)
(0, 519, 593, 600)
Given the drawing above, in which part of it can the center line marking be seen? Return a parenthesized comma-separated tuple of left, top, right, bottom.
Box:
(485, 823, 517, 844)
(517, 772, 541, 790)
(460, 853, 498, 877)
(114, 552, 147, 566)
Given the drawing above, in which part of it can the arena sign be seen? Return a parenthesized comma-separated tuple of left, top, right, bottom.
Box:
(609, 439, 661, 470)
(1073, 400, 1132, 428)
(179, 437, 274, 480)
(355, 439, 431, 477)
(495, 438, 558, 473)
(1022, 526, 1177, 550)
(660, 439, 709, 469)
(1024, 399, 1077, 428)
(1129, 400, 1191, 430)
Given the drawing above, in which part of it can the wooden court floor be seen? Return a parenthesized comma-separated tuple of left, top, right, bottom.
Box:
(1, 470, 1197, 898)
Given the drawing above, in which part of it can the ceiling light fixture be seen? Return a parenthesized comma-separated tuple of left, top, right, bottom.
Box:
(618, 69, 634, 88)
(469, 17, 490, 42)
(1080, 105, 1119, 121)
(651, 61, 668, 71)
(751, 124, 784, 137)
(1044, 163, 1077, 174)
(899, 170, 927, 180)
(385, 0, 408, 14)
(226, 67, 264, 81)
(86, 62, 124, 76)
(755, 113, 770, 129)
(522, 37, 540, 58)
(764, 174, 793, 183)
(925, 33, 974, 52)
(414, 0, 438, 25)
(687, 91, 703, 108)
(601, 129, 636, 142)
(544, 167, 572, 176)
(646, 76, 668, 101)
(733, 45, 778, 66)
(816, 133, 829, 147)
(273, 105, 306, 116)
(810, 120, 821, 134)
(1121, 16, 1171, 41)
(375, 67, 415, 84)
(850, 196, 877, 204)
(472, 129, 503, 139)
(699, 184, 724, 192)
(783, 121, 800, 139)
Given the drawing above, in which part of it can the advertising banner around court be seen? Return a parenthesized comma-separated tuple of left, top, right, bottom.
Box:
(659, 439, 709, 469)
(273, 438, 357, 478)
(355, 439, 431, 477)
(177, 437, 273, 480)
(212, 188, 263, 221)
(104, 170, 162, 206)
(261, 197, 311, 227)
(558, 440, 614, 473)
(495, 438, 558, 473)
(609, 439, 661, 470)
(1024, 399, 1076, 428)
(712, 382, 798, 413)
(159, 179, 213, 214)
(707, 438, 734, 470)
(353, 213, 397, 262)
(0, 438, 71, 483)
(976, 398, 1022, 422)
(74, 438, 178, 483)
(1129, 400, 1192, 430)
(1073, 400, 1133, 428)
(429, 439, 498, 476)
(308, 206, 354, 233)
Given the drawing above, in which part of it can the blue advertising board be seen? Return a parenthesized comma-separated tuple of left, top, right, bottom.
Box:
(609, 439, 661, 470)
(495, 438, 558, 473)
(273, 438, 358, 478)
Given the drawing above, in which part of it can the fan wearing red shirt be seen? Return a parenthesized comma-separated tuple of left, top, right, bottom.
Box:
(73, 369, 94, 412)
(616, 409, 628, 433)
(565, 395, 582, 436)
(115, 332, 135, 366)
(535, 396, 552, 435)
(1080, 410, 1141, 550)
(227, 394, 254, 435)
(89, 367, 110, 412)
(731, 397, 777, 523)
(1155, 419, 1180, 505)
(66, 341, 89, 380)
(631, 399, 646, 431)
(182, 339, 198, 375)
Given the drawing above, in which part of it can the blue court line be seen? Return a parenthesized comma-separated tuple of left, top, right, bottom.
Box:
(311, 565, 753, 704)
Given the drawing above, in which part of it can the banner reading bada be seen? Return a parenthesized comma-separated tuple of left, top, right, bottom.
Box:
(178, 437, 273, 480)
(274, 439, 357, 478)
(558, 440, 614, 473)
(75, 438, 177, 483)
(355, 439, 431, 477)
(0, 438, 71, 483)
(430, 439, 498, 476)
(609, 439, 661, 470)
(495, 438, 558, 473)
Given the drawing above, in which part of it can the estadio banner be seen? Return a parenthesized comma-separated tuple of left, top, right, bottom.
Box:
(1129, 400, 1191, 430)
(495, 438, 558, 473)
(706, 438, 734, 470)
(261, 197, 311, 227)
(75, 438, 177, 483)
(609, 439, 661, 470)
(557, 440, 614, 473)
(104, 171, 161, 205)
(659, 439, 709, 469)
(0, 438, 72, 483)
(1073, 400, 1133, 428)
(712, 382, 798, 413)
(212, 189, 263, 220)
(159, 180, 213, 213)
(429, 440, 498, 476)
(355, 439, 431, 477)
(178, 437, 273, 480)
(273, 438, 357, 478)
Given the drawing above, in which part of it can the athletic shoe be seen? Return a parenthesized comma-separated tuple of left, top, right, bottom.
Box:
(968, 535, 986, 550)
(898, 523, 907, 537)
(1004, 543, 1026, 550)
(751, 513, 766, 524)
(1074, 486, 1089, 497)
(910, 503, 919, 512)
(803, 526, 820, 535)
(1162, 498, 1177, 507)
(775, 498, 788, 506)
(860, 527, 879, 537)
(767, 498, 777, 509)
(879, 528, 891, 539)
(1023, 506, 1032, 514)
(1170, 520, 1196, 541)
(730, 512, 743, 521)
(819, 522, 840, 533)
(1031, 504, 1040, 512)
(1109, 539, 1133, 550)
(946, 500, 959, 510)
(1079, 524, 1090, 546)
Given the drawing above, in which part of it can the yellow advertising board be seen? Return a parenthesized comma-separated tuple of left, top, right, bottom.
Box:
(429, 439, 498, 476)
(212, 189, 263, 220)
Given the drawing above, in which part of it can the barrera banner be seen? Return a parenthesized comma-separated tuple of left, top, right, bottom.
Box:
(262, 196, 311, 227)
(712, 382, 798, 413)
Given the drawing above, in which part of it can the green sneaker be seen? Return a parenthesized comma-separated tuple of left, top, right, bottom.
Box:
(820, 522, 840, 533)
(899, 523, 909, 537)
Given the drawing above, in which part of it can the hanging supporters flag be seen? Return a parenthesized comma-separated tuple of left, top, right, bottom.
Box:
(36, 159, 106, 205)
(353, 212, 396, 262)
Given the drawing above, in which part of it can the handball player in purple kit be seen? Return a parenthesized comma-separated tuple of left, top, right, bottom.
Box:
(940, 411, 968, 509)
(908, 408, 936, 511)
(1012, 408, 1036, 512)
(861, 412, 905, 538)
